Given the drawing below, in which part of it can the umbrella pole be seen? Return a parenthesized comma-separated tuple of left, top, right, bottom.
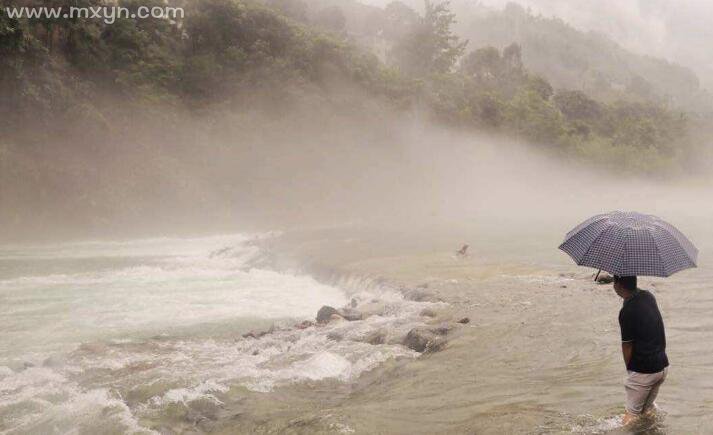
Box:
(594, 269, 601, 282)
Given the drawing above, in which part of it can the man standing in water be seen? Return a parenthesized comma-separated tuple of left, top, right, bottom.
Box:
(614, 275, 669, 425)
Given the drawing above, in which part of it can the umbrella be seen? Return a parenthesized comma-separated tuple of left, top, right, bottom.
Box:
(559, 211, 698, 277)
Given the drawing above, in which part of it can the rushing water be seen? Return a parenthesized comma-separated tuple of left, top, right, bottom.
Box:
(0, 234, 437, 434)
(0, 219, 711, 434)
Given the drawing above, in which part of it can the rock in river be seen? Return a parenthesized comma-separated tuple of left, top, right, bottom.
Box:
(363, 330, 386, 345)
(403, 327, 448, 353)
(316, 306, 340, 323)
(404, 289, 442, 303)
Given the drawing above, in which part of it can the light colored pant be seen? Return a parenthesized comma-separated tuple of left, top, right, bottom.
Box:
(624, 367, 668, 415)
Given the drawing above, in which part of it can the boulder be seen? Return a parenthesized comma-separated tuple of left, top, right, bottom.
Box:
(403, 327, 448, 353)
(316, 306, 340, 323)
(456, 317, 470, 324)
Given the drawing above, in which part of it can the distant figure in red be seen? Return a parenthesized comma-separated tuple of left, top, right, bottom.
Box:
(456, 244, 469, 257)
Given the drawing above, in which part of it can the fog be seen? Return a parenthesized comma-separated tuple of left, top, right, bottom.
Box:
(3, 99, 711, 244)
(3, 0, 713, 244)
(482, 0, 713, 89)
(5, 3, 713, 433)
(360, 0, 713, 90)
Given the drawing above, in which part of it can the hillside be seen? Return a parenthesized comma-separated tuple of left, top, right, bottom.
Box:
(448, 2, 713, 112)
(297, 0, 712, 113)
(258, 0, 697, 169)
(0, 0, 705, 240)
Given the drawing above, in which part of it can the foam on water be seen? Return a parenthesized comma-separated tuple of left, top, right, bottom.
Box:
(570, 415, 624, 434)
(0, 234, 438, 433)
(0, 234, 348, 357)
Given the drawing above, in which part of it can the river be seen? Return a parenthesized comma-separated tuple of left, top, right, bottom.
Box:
(0, 214, 711, 434)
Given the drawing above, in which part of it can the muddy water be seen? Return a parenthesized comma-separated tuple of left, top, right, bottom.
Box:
(1, 216, 711, 434)
(218, 218, 711, 435)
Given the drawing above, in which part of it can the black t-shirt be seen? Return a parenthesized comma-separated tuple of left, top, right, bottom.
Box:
(619, 289, 669, 373)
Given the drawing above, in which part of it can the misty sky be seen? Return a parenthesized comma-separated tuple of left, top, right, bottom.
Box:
(358, 0, 713, 89)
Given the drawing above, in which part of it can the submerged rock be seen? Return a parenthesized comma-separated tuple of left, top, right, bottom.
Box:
(295, 320, 314, 330)
(316, 306, 340, 323)
(431, 323, 453, 336)
(316, 303, 382, 323)
(403, 327, 448, 353)
(456, 317, 470, 324)
(405, 288, 441, 303)
(327, 331, 343, 341)
(242, 330, 268, 339)
(363, 330, 386, 345)
(243, 325, 275, 339)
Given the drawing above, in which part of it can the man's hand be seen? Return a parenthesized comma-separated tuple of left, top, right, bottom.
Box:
(622, 342, 633, 367)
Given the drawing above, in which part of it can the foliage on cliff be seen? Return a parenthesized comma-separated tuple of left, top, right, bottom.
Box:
(0, 0, 695, 173)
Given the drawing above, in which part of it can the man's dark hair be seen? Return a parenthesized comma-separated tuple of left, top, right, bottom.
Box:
(614, 275, 637, 291)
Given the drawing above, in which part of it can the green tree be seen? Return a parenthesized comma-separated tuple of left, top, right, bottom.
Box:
(461, 46, 501, 79)
(553, 90, 601, 121)
(502, 42, 523, 72)
(266, 0, 307, 21)
(389, 1, 467, 77)
(382, 1, 419, 40)
(506, 88, 564, 145)
(526, 75, 553, 100)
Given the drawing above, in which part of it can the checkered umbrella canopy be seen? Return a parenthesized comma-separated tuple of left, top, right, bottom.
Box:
(559, 211, 698, 277)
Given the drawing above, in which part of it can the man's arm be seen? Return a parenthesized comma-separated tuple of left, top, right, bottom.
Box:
(622, 341, 633, 367)
(619, 308, 635, 368)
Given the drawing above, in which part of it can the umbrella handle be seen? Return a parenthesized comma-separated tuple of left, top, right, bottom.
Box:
(594, 269, 601, 282)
